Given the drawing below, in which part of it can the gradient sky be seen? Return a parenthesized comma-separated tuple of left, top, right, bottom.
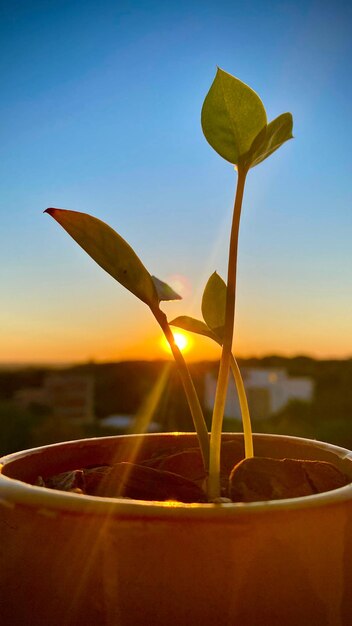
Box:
(1, 0, 352, 364)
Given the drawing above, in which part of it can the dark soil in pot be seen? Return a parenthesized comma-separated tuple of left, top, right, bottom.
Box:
(35, 438, 350, 503)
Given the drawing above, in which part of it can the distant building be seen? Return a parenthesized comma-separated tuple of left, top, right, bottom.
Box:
(204, 368, 314, 421)
(14, 386, 49, 408)
(14, 374, 95, 424)
(44, 375, 95, 423)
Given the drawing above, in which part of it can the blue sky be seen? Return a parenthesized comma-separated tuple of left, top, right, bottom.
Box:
(1, 0, 352, 363)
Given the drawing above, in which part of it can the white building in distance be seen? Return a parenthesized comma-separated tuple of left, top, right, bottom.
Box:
(204, 368, 314, 421)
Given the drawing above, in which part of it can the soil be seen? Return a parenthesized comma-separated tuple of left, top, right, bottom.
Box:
(35, 441, 350, 504)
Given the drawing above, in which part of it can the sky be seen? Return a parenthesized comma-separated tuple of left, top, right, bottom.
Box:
(1, 0, 351, 364)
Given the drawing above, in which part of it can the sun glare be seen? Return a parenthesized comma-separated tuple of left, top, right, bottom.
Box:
(161, 331, 192, 354)
(173, 332, 188, 351)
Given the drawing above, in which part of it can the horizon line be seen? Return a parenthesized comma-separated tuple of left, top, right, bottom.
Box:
(1, 353, 352, 370)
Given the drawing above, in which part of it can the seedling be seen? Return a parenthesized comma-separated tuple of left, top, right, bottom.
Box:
(45, 68, 293, 501)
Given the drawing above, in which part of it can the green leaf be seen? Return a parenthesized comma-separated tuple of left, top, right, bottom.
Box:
(152, 276, 182, 302)
(244, 112, 293, 169)
(201, 272, 226, 338)
(201, 68, 267, 166)
(45, 208, 158, 308)
(170, 316, 221, 345)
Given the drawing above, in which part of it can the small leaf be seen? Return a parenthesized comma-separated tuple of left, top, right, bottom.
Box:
(201, 272, 226, 337)
(152, 276, 182, 302)
(45, 208, 158, 308)
(170, 315, 221, 345)
(244, 112, 293, 169)
(201, 68, 267, 166)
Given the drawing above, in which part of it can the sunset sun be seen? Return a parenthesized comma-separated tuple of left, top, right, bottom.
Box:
(161, 331, 192, 355)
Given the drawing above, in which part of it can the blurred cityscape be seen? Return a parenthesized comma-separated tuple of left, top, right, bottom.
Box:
(1, 356, 352, 456)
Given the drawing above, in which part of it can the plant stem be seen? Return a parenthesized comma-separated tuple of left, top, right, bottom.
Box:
(208, 167, 247, 500)
(230, 354, 253, 459)
(153, 308, 210, 471)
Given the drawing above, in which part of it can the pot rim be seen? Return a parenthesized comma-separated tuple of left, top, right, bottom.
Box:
(1, 433, 352, 520)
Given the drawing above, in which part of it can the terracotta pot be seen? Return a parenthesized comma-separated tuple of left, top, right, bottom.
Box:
(1, 433, 352, 626)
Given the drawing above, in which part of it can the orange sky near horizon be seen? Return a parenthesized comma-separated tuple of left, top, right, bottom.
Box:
(2, 265, 352, 365)
(3, 306, 352, 365)
(2, 256, 352, 364)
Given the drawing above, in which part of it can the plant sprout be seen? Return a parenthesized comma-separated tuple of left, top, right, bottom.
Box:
(170, 271, 253, 462)
(45, 68, 293, 501)
(199, 68, 293, 498)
